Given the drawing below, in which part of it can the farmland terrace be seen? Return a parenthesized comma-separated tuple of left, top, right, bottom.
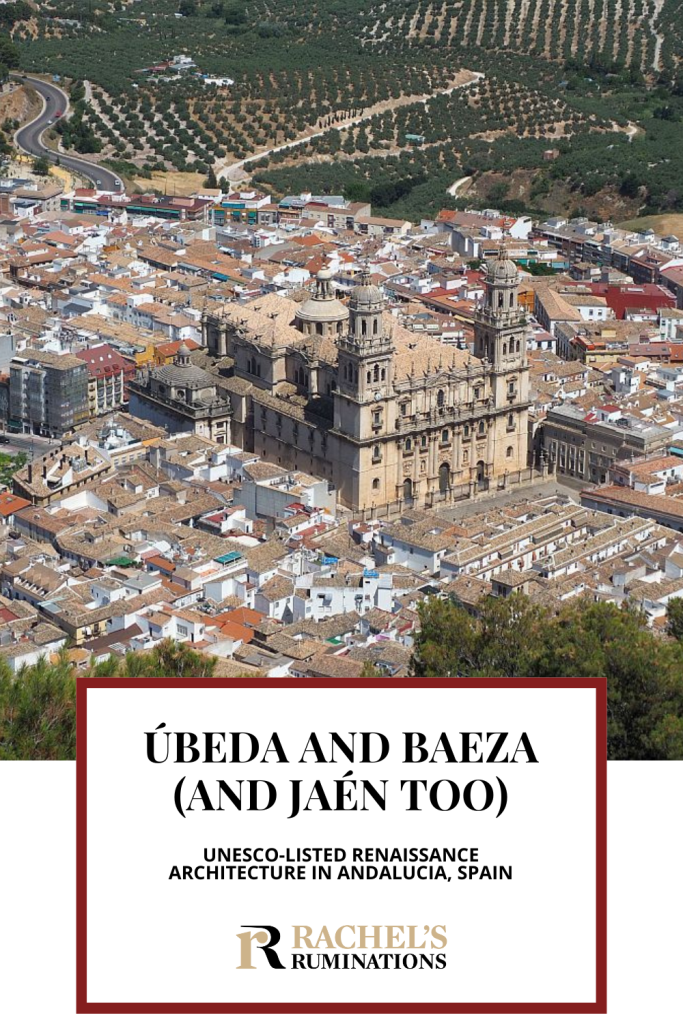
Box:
(10, 0, 683, 221)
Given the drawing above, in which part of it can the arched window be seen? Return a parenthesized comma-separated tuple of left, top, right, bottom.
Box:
(403, 478, 413, 500)
(478, 420, 486, 435)
(373, 318, 378, 334)
(502, 343, 507, 355)
(439, 463, 450, 493)
(516, 338, 521, 353)
(381, 367, 386, 381)
(405, 438, 412, 452)
(508, 413, 515, 429)
(361, 319, 367, 336)
(498, 292, 504, 308)
(316, 322, 323, 335)
(441, 428, 449, 443)
(373, 364, 379, 382)
(463, 423, 470, 438)
(437, 389, 445, 407)
(367, 371, 372, 384)
(509, 292, 514, 307)
(506, 446, 514, 459)
(373, 444, 381, 461)
(372, 477, 380, 490)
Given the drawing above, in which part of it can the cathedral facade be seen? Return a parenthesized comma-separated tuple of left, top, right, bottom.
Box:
(201, 255, 531, 512)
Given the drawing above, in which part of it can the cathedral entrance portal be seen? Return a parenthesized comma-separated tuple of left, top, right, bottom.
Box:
(476, 460, 487, 490)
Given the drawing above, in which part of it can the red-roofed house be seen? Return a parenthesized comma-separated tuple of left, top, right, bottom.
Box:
(587, 283, 676, 320)
(0, 492, 31, 523)
(76, 343, 136, 415)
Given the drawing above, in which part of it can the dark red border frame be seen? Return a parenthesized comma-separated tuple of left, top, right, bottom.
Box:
(76, 676, 607, 1014)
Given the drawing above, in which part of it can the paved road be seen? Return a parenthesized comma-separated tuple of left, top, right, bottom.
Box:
(0, 432, 62, 458)
(11, 74, 121, 192)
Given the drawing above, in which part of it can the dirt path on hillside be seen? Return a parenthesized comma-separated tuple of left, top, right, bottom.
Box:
(217, 69, 485, 183)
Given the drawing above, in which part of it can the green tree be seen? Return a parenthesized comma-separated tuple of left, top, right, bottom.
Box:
(666, 597, 683, 641)
(0, 641, 219, 760)
(360, 662, 388, 677)
(32, 155, 51, 177)
(0, 653, 76, 760)
(89, 638, 218, 679)
(411, 595, 683, 760)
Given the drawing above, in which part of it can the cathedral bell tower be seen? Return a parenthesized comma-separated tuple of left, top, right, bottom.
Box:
(337, 271, 394, 402)
(473, 247, 529, 409)
(334, 271, 394, 438)
(474, 248, 527, 366)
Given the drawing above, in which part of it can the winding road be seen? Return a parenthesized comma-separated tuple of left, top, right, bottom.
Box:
(10, 74, 120, 192)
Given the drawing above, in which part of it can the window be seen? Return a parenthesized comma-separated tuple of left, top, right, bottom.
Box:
(463, 423, 470, 438)
(478, 420, 486, 435)
(507, 413, 515, 430)
(373, 364, 379, 382)
(372, 477, 380, 490)
(367, 371, 371, 384)
(381, 367, 386, 381)
(508, 380, 516, 395)
(474, 386, 481, 400)
(372, 445, 381, 462)
(400, 403, 408, 416)
(502, 343, 507, 355)
(506, 446, 514, 459)
(437, 389, 445, 407)
(405, 438, 412, 452)
(441, 428, 449, 443)
(373, 318, 378, 334)
(373, 410, 382, 425)
(361, 319, 367, 336)
(421, 435, 428, 448)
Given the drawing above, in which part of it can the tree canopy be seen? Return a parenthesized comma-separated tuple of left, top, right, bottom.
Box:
(410, 594, 683, 760)
(0, 640, 219, 760)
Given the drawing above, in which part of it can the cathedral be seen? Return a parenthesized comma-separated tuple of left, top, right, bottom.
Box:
(200, 253, 531, 512)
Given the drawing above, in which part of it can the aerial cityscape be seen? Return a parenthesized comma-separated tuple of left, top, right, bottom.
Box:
(0, 1, 682, 759)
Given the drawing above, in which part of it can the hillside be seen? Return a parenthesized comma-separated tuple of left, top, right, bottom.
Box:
(12, 0, 683, 219)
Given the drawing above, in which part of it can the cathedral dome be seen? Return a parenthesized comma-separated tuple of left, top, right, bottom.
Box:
(297, 276, 348, 323)
(488, 251, 519, 284)
(295, 267, 349, 334)
(154, 361, 215, 389)
(350, 270, 384, 308)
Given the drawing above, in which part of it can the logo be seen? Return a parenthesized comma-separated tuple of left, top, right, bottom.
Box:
(236, 924, 447, 970)
(236, 925, 286, 969)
